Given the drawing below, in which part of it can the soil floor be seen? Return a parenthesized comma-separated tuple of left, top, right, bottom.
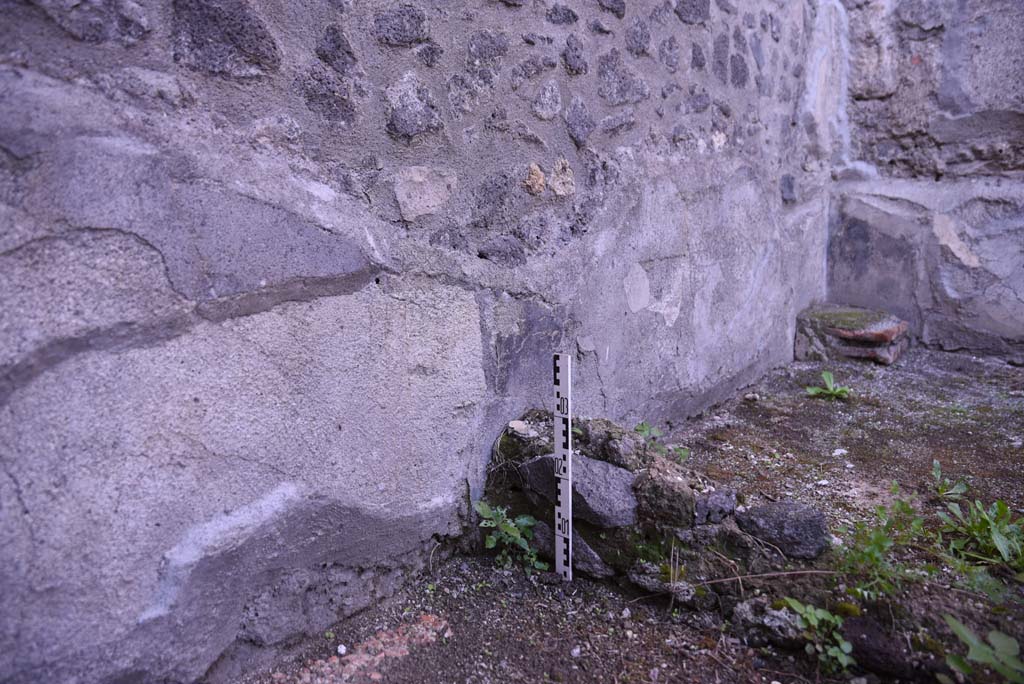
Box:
(240, 349, 1024, 684)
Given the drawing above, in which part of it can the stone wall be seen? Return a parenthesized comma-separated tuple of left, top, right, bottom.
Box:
(826, 0, 1024, 362)
(3, 0, 833, 680)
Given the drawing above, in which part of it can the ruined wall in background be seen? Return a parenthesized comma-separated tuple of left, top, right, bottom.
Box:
(0, 0, 831, 681)
(827, 0, 1024, 362)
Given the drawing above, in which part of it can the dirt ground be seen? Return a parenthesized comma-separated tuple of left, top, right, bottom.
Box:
(241, 349, 1024, 684)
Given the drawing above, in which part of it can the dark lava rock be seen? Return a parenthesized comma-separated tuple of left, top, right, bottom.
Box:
(730, 53, 749, 87)
(732, 26, 747, 53)
(687, 90, 711, 113)
(467, 30, 510, 85)
(385, 75, 441, 141)
(691, 42, 706, 69)
(519, 453, 638, 528)
(842, 617, 919, 679)
(634, 459, 696, 528)
(546, 4, 578, 24)
(597, 48, 650, 105)
(598, 0, 626, 19)
(172, 0, 281, 78)
(695, 489, 736, 524)
(316, 24, 357, 76)
(780, 174, 797, 204)
(523, 32, 553, 45)
(562, 34, 588, 75)
(625, 18, 650, 56)
(34, 0, 149, 44)
(659, 36, 680, 72)
(674, 0, 710, 24)
(589, 19, 613, 35)
(373, 4, 428, 46)
(600, 110, 636, 135)
(478, 235, 526, 266)
(735, 502, 830, 559)
(564, 96, 596, 148)
(712, 32, 729, 83)
(414, 42, 443, 67)
(532, 521, 614, 578)
(511, 56, 551, 91)
(715, 0, 737, 14)
(300, 65, 356, 124)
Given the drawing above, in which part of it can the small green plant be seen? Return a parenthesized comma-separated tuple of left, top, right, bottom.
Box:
(635, 422, 689, 463)
(932, 460, 968, 501)
(805, 370, 851, 400)
(841, 488, 924, 600)
(323, 630, 335, 640)
(783, 598, 855, 673)
(473, 500, 548, 573)
(938, 499, 1024, 571)
(940, 615, 1024, 684)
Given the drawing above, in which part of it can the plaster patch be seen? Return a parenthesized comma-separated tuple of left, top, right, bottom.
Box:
(623, 263, 651, 313)
(933, 213, 980, 268)
(139, 482, 301, 622)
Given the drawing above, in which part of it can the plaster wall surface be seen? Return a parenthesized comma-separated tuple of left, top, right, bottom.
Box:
(1, 0, 836, 680)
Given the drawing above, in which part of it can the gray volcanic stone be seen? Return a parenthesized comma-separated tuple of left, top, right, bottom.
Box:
(546, 4, 578, 25)
(300, 66, 356, 124)
(172, 0, 281, 78)
(633, 459, 696, 527)
(695, 489, 736, 524)
(511, 56, 551, 91)
(715, 0, 737, 14)
(691, 42, 706, 69)
(712, 32, 729, 83)
(415, 42, 443, 67)
(597, 49, 650, 105)
(562, 34, 588, 75)
(385, 73, 441, 141)
(373, 4, 428, 47)
(522, 32, 553, 45)
(625, 18, 650, 56)
(659, 36, 680, 72)
(732, 26, 747, 53)
(532, 521, 613, 578)
(598, 0, 626, 19)
(732, 597, 802, 648)
(519, 453, 638, 528)
(687, 88, 711, 113)
(730, 53, 749, 87)
(674, 0, 710, 24)
(478, 235, 526, 266)
(589, 19, 613, 35)
(564, 96, 596, 147)
(316, 25, 357, 76)
(736, 502, 830, 559)
(31, 0, 149, 44)
(600, 109, 636, 135)
(532, 80, 562, 120)
(467, 30, 510, 85)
